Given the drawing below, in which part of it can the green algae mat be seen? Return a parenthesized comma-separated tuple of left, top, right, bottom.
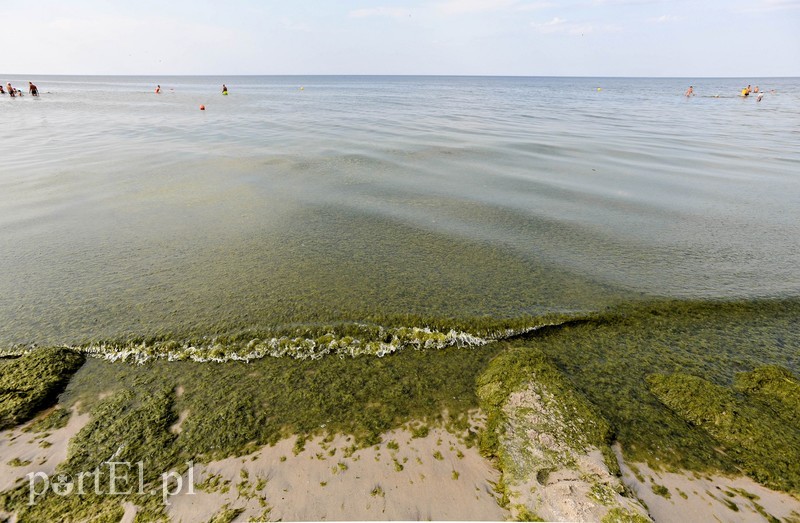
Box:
(1, 298, 798, 520)
(0, 348, 85, 430)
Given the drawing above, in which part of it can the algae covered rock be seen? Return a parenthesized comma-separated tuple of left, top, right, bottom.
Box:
(647, 368, 800, 495)
(476, 346, 612, 457)
(477, 347, 650, 522)
(0, 347, 85, 430)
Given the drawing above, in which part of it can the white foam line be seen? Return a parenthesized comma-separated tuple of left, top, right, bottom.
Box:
(2, 322, 566, 364)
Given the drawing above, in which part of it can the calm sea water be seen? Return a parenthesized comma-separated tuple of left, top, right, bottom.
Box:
(1, 76, 799, 346)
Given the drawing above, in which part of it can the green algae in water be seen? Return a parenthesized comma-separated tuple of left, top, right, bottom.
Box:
(0, 348, 85, 430)
(65, 341, 500, 459)
(734, 365, 800, 426)
(0, 206, 629, 347)
(647, 369, 800, 494)
(518, 298, 800, 474)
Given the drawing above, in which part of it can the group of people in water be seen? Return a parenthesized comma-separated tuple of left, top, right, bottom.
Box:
(1, 81, 38, 97)
(685, 84, 771, 101)
(6, 80, 773, 103)
(739, 84, 766, 100)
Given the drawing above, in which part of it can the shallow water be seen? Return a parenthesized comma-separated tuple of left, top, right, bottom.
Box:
(1, 75, 798, 345)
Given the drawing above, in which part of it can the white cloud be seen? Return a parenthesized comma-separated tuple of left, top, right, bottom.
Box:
(531, 16, 597, 35)
(348, 7, 414, 18)
(533, 16, 567, 31)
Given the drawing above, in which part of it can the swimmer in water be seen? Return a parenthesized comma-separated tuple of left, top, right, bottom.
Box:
(684, 85, 694, 97)
(155, 84, 161, 94)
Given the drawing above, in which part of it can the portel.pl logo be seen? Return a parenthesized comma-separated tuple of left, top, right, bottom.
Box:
(27, 461, 195, 506)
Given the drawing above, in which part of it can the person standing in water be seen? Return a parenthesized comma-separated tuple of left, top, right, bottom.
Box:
(684, 85, 694, 97)
(28, 82, 39, 96)
(6, 83, 15, 97)
(222, 84, 228, 95)
(155, 84, 161, 94)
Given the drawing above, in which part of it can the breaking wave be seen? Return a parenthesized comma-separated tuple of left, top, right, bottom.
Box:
(0, 320, 577, 364)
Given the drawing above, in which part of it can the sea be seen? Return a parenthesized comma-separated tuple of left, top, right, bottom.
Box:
(1, 75, 798, 355)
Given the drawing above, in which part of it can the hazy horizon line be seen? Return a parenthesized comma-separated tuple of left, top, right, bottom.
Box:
(3, 73, 797, 79)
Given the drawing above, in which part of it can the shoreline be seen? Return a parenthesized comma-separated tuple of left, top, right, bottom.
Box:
(2, 301, 799, 521)
(2, 404, 798, 522)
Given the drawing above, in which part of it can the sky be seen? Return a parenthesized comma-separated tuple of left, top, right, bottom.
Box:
(2, 0, 798, 77)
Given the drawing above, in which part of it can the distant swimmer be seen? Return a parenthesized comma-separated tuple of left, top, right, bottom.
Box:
(684, 85, 694, 97)
(28, 82, 39, 96)
(757, 92, 764, 102)
(0, 85, 4, 94)
(222, 84, 228, 95)
(741, 85, 750, 97)
(753, 86, 760, 93)
(7, 82, 15, 98)
(155, 84, 161, 94)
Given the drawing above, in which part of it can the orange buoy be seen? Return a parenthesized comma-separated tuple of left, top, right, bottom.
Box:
(200, 105, 205, 111)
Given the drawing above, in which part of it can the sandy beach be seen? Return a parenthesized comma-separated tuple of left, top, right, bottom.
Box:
(166, 427, 505, 522)
(2, 390, 799, 522)
(0, 406, 90, 493)
(617, 448, 800, 523)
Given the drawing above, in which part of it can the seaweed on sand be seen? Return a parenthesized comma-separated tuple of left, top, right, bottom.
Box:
(0, 348, 85, 430)
(1, 343, 502, 520)
(63, 387, 179, 483)
(647, 368, 800, 495)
